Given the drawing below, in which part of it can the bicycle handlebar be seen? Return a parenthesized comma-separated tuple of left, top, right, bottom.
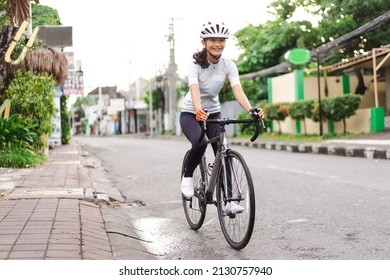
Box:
(198, 117, 266, 143)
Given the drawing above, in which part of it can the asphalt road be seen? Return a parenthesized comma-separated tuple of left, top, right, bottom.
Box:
(75, 135, 390, 260)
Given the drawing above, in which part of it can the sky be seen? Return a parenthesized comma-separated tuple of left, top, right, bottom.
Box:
(38, 0, 275, 93)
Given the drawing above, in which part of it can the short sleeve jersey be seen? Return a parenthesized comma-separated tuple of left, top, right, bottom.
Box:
(181, 56, 241, 114)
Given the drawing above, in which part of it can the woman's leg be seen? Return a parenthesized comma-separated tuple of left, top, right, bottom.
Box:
(205, 112, 221, 155)
(180, 112, 208, 177)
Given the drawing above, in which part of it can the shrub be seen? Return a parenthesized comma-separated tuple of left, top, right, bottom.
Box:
(0, 114, 37, 148)
(4, 71, 56, 150)
(322, 94, 362, 133)
(264, 102, 289, 134)
(288, 100, 313, 134)
(60, 94, 71, 144)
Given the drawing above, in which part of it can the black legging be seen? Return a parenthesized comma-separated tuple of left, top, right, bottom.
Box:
(180, 112, 221, 177)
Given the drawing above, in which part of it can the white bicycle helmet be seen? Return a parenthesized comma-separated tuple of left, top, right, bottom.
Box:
(200, 21, 230, 39)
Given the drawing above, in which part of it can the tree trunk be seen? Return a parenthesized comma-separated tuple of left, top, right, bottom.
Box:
(0, 25, 17, 96)
(343, 118, 347, 134)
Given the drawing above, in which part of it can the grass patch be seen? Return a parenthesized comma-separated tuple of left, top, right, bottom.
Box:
(0, 146, 46, 168)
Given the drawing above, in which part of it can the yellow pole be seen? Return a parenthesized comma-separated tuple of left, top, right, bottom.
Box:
(0, 99, 11, 119)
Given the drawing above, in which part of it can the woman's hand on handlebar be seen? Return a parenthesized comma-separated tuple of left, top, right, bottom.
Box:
(249, 107, 263, 120)
(249, 107, 266, 129)
(196, 108, 209, 121)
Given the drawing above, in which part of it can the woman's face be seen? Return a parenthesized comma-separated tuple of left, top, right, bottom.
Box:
(202, 38, 226, 61)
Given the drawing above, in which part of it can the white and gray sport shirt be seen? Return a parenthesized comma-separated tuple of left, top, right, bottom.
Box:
(181, 56, 241, 114)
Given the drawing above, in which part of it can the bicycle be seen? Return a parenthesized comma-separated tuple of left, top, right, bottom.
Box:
(181, 114, 265, 250)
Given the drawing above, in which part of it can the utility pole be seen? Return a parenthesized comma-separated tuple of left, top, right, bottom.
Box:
(316, 51, 323, 136)
(165, 18, 178, 133)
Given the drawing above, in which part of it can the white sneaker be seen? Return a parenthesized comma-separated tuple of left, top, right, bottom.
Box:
(181, 177, 194, 198)
(223, 201, 244, 214)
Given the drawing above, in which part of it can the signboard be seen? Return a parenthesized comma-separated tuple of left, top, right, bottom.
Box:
(63, 52, 83, 95)
(38, 26, 73, 47)
(64, 70, 84, 95)
(284, 48, 311, 65)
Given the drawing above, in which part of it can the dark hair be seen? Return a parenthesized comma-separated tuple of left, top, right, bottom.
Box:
(192, 48, 210, 69)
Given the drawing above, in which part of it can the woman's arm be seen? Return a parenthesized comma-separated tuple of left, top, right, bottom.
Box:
(232, 84, 252, 113)
(190, 83, 209, 120)
(189, 83, 202, 112)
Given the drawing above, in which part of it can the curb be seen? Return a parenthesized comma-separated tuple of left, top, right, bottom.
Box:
(230, 140, 390, 160)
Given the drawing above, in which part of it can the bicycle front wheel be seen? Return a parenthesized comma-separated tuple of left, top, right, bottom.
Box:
(181, 151, 207, 230)
(216, 150, 255, 250)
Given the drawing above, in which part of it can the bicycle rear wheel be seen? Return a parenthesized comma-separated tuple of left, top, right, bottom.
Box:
(181, 151, 207, 230)
(216, 150, 255, 250)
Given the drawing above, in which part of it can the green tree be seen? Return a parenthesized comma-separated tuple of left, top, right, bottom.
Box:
(0, 0, 7, 28)
(234, 0, 390, 76)
(235, 1, 318, 74)
(314, 0, 390, 62)
(31, 3, 61, 28)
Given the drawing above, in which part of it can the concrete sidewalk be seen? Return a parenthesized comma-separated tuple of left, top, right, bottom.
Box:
(0, 143, 120, 259)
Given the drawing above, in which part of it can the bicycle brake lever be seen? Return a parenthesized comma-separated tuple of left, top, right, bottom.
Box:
(260, 117, 266, 129)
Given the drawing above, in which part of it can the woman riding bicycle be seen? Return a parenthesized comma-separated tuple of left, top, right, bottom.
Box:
(180, 21, 263, 214)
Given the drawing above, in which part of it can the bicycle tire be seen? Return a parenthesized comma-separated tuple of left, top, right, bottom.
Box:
(181, 150, 207, 230)
(216, 149, 255, 250)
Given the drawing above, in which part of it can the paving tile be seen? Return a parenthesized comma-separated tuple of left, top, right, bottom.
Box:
(0, 229, 21, 235)
(0, 244, 12, 252)
(82, 241, 112, 252)
(13, 244, 47, 251)
(8, 250, 45, 259)
(49, 238, 81, 245)
(47, 243, 80, 251)
(15, 238, 48, 245)
(46, 250, 81, 259)
(0, 235, 18, 245)
(50, 233, 81, 240)
(18, 232, 50, 240)
(81, 228, 110, 240)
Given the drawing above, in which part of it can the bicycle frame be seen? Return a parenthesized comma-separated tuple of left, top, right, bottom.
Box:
(203, 127, 229, 200)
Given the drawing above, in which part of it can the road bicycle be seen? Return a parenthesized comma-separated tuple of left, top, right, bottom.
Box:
(181, 115, 265, 250)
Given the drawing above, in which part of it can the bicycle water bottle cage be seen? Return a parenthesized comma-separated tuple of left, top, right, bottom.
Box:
(207, 163, 213, 176)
